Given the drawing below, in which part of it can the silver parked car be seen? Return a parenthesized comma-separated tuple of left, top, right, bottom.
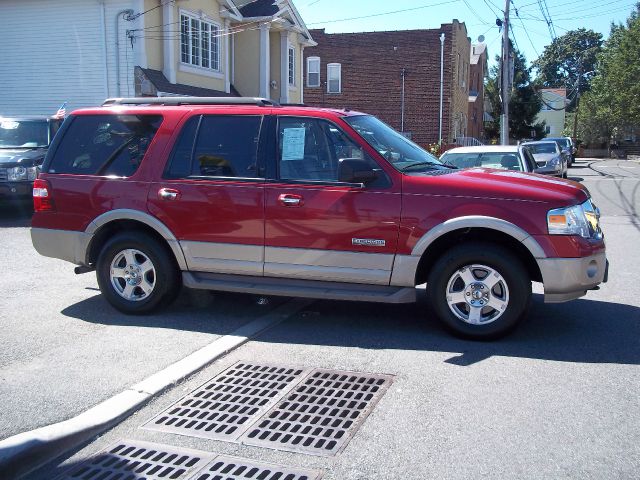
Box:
(440, 145, 538, 173)
(521, 141, 568, 178)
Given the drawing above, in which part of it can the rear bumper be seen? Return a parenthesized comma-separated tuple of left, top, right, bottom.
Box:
(538, 252, 608, 303)
(31, 227, 92, 265)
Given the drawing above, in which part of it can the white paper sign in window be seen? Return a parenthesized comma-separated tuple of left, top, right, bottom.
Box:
(282, 128, 306, 161)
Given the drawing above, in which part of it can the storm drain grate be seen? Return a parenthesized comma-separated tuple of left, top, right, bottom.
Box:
(55, 439, 212, 480)
(192, 454, 322, 480)
(239, 369, 393, 456)
(143, 362, 308, 441)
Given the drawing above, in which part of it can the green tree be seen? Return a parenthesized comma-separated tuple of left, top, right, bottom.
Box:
(485, 46, 545, 142)
(533, 29, 603, 110)
(576, 4, 640, 145)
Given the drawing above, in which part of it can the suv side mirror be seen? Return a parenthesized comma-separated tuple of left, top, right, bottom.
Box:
(338, 158, 378, 184)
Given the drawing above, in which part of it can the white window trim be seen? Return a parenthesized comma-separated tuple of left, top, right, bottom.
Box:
(307, 56, 320, 88)
(178, 64, 225, 79)
(327, 63, 341, 94)
(179, 9, 222, 73)
(288, 45, 296, 86)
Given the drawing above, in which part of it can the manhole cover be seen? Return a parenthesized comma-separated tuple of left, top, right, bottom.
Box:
(239, 369, 393, 456)
(55, 440, 212, 480)
(143, 362, 308, 441)
(193, 454, 322, 480)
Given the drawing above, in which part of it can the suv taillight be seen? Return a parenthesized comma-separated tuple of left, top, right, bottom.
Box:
(33, 178, 55, 212)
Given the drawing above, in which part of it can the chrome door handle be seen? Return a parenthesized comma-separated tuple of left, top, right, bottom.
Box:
(278, 193, 303, 206)
(158, 188, 180, 201)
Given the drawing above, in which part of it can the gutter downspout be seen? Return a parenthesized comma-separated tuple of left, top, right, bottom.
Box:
(100, 1, 109, 98)
(401, 68, 406, 133)
(439, 33, 445, 144)
(115, 9, 134, 97)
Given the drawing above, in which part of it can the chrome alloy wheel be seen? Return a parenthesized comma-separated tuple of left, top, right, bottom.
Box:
(109, 249, 156, 302)
(445, 264, 510, 325)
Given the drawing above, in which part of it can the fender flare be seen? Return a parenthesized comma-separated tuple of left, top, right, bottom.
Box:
(85, 209, 188, 270)
(411, 215, 547, 259)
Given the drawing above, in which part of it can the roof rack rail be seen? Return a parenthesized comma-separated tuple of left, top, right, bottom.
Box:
(102, 97, 279, 107)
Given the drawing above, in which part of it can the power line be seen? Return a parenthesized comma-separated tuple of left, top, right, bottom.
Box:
(305, 0, 458, 26)
(512, 0, 540, 57)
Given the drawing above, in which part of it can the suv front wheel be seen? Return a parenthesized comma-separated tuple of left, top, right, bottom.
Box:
(427, 243, 532, 340)
(96, 232, 180, 314)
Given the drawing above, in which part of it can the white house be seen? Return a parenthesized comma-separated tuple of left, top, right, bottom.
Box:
(0, 0, 315, 116)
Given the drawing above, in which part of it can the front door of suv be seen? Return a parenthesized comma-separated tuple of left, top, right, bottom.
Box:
(264, 116, 401, 285)
(148, 114, 267, 276)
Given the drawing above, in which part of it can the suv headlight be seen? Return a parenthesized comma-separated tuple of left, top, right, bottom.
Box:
(7, 165, 39, 181)
(547, 199, 602, 239)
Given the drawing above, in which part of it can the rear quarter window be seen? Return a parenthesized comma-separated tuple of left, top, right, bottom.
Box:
(47, 114, 162, 176)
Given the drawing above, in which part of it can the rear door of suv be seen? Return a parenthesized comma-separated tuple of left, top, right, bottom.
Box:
(263, 114, 402, 285)
(147, 112, 268, 276)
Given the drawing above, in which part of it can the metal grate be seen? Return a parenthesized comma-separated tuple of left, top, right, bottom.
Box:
(143, 362, 308, 441)
(191, 454, 322, 480)
(239, 369, 393, 456)
(55, 440, 212, 480)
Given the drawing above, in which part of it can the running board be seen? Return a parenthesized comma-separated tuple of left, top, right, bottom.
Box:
(182, 272, 416, 304)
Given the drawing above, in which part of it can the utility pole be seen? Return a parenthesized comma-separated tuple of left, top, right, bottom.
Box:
(572, 62, 582, 141)
(500, 0, 511, 145)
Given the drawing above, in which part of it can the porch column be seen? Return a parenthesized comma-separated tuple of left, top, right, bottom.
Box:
(280, 31, 289, 104)
(299, 46, 305, 104)
(224, 19, 231, 93)
(259, 23, 271, 98)
(162, 1, 176, 84)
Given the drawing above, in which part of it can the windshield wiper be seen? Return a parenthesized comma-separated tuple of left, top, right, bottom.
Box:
(399, 161, 446, 172)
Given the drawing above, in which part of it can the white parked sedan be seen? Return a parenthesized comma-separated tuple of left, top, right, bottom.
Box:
(440, 145, 538, 173)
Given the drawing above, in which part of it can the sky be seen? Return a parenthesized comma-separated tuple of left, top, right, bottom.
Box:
(294, 0, 638, 67)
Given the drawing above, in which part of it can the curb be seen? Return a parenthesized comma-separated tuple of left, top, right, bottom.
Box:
(0, 298, 311, 479)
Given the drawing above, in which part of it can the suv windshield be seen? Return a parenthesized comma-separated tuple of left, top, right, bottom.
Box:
(551, 138, 570, 148)
(528, 142, 557, 154)
(0, 119, 51, 148)
(344, 115, 446, 171)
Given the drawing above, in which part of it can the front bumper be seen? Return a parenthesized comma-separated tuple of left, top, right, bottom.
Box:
(535, 163, 563, 176)
(0, 181, 32, 198)
(537, 252, 608, 303)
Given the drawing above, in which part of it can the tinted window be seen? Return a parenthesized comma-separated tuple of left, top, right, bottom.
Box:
(165, 116, 200, 178)
(48, 114, 162, 176)
(441, 151, 523, 171)
(166, 115, 262, 179)
(194, 116, 262, 178)
(278, 117, 384, 184)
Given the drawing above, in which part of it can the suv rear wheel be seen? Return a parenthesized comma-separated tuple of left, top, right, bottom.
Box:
(96, 232, 180, 314)
(427, 243, 531, 340)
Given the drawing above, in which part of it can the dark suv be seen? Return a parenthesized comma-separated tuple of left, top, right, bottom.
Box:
(31, 97, 607, 340)
(0, 116, 63, 199)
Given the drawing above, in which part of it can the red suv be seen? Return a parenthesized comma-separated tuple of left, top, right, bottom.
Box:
(31, 98, 608, 339)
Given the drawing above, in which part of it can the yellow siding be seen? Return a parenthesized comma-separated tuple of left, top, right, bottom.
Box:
(234, 29, 260, 97)
(143, 0, 163, 70)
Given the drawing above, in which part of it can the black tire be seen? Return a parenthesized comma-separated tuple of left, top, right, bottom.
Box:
(426, 242, 532, 340)
(96, 232, 180, 314)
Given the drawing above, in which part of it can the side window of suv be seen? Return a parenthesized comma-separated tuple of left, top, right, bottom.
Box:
(278, 117, 383, 183)
(48, 114, 162, 176)
(165, 115, 263, 179)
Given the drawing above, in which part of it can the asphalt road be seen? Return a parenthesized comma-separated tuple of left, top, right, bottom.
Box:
(1, 158, 639, 479)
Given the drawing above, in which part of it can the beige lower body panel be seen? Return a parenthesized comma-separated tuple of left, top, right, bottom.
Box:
(264, 247, 394, 285)
(537, 252, 607, 303)
(31, 228, 92, 265)
(180, 241, 264, 276)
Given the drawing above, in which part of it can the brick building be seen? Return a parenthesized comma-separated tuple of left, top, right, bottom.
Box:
(303, 21, 472, 148)
(468, 42, 488, 141)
